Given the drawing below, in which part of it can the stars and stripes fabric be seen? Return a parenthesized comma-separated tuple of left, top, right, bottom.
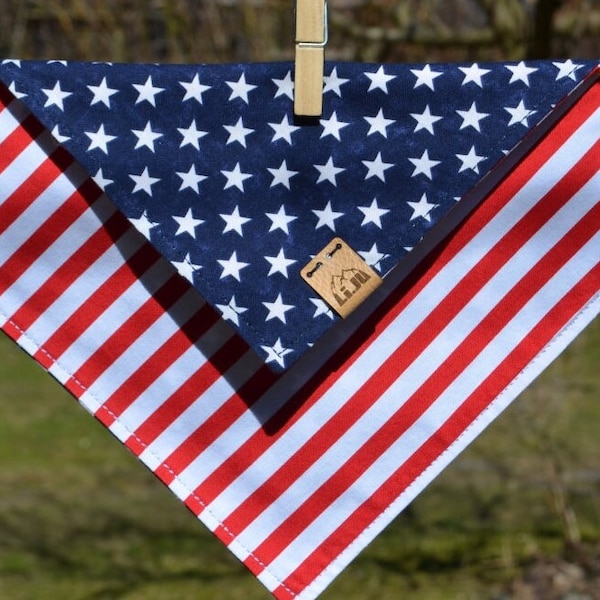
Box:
(0, 59, 600, 600)
(0, 58, 597, 370)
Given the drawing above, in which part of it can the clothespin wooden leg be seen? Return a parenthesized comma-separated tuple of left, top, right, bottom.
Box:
(294, 0, 327, 117)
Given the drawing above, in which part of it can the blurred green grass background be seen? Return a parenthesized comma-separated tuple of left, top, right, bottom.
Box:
(0, 1, 599, 599)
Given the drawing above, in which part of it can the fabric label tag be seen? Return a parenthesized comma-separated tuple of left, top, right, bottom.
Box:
(301, 237, 383, 318)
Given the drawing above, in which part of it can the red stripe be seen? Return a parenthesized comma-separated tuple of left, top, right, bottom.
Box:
(34, 242, 159, 369)
(279, 258, 600, 597)
(0, 112, 44, 175)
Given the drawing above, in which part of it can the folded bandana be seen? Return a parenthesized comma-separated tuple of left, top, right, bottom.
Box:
(0, 58, 599, 599)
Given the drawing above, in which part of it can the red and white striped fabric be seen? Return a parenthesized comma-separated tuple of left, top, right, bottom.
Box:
(1, 72, 600, 600)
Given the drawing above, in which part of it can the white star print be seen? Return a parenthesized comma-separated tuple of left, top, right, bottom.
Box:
(172, 254, 201, 283)
(359, 243, 386, 271)
(93, 168, 113, 190)
(51, 125, 70, 144)
(459, 63, 490, 87)
(266, 205, 297, 234)
(411, 105, 443, 135)
(358, 198, 389, 228)
(324, 67, 350, 96)
(224, 117, 254, 147)
(173, 208, 204, 238)
(85, 124, 117, 154)
(263, 293, 295, 324)
(313, 200, 344, 230)
(364, 109, 395, 138)
(269, 115, 299, 144)
(220, 206, 251, 236)
(87, 77, 118, 107)
(227, 73, 257, 103)
(261, 339, 293, 368)
(129, 210, 156, 239)
(265, 248, 297, 278)
(218, 251, 249, 281)
(221, 163, 252, 192)
(268, 160, 298, 189)
(132, 121, 163, 152)
(505, 100, 537, 127)
(506, 61, 537, 86)
(130, 167, 160, 195)
(553, 60, 583, 81)
(320, 111, 349, 140)
(8, 81, 26, 99)
(272, 71, 294, 100)
(366, 66, 395, 93)
(178, 119, 208, 150)
(408, 149, 440, 180)
(457, 102, 489, 132)
(363, 152, 394, 182)
(314, 157, 344, 186)
(133, 76, 164, 106)
(310, 298, 334, 319)
(180, 73, 210, 104)
(176, 164, 207, 193)
(408, 194, 438, 222)
(42, 81, 72, 110)
(411, 65, 443, 90)
(456, 145, 487, 173)
(216, 296, 248, 327)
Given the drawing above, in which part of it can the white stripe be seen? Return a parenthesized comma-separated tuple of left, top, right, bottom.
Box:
(0, 100, 29, 145)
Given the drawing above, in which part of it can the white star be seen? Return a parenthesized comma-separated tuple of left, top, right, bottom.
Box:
(411, 105, 443, 135)
(313, 200, 344, 230)
(459, 63, 491, 87)
(314, 157, 345, 186)
(364, 108, 395, 138)
(456, 145, 487, 173)
(221, 163, 252, 192)
(172, 253, 201, 283)
(87, 77, 118, 107)
(133, 76, 164, 106)
(324, 67, 350, 96)
(129, 210, 156, 239)
(85, 124, 117, 154)
(216, 296, 248, 327)
(272, 71, 294, 100)
(411, 65, 443, 90)
(93, 168, 113, 190)
(218, 251, 249, 281)
(553, 59, 583, 81)
(42, 81, 72, 110)
(2, 59, 21, 67)
(132, 121, 163, 152)
(220, 206, 251, 236)
(173, 207, 204, 238)
(456, 102, 489, 132)
(358, 198, 389, 228)
(408, 194, 438, 222)
(408, 149, 441, 180)
(261, 338, 293, 368)
(176, 164, 207, 193)
(180, 73, 211, 104)
(363, 152, 394, 182)
(505, 100, 537, 127)
(224, 117, 254, 148)
(365, 66, 395, 93)
(505, 61, 538, 86)
(310, 298, 334, 319)
(263, 293, 295, 324)
(265, 248, 297, 278)
(320, 111, 350, 140)
(359, 243, 386, 271)
(8, 81, 26, 99)
(227, 73, 257, 103)
(269, 115, 300, 144)
(51, 125, 70, 144)
(268, 160, 298, 189)
(130, 167, 160, 196)
(266, 205, 297, 234)
(178, 119, 208, 150)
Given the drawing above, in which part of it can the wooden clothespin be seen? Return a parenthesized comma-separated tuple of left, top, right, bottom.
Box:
(294, 0, 328, 117)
